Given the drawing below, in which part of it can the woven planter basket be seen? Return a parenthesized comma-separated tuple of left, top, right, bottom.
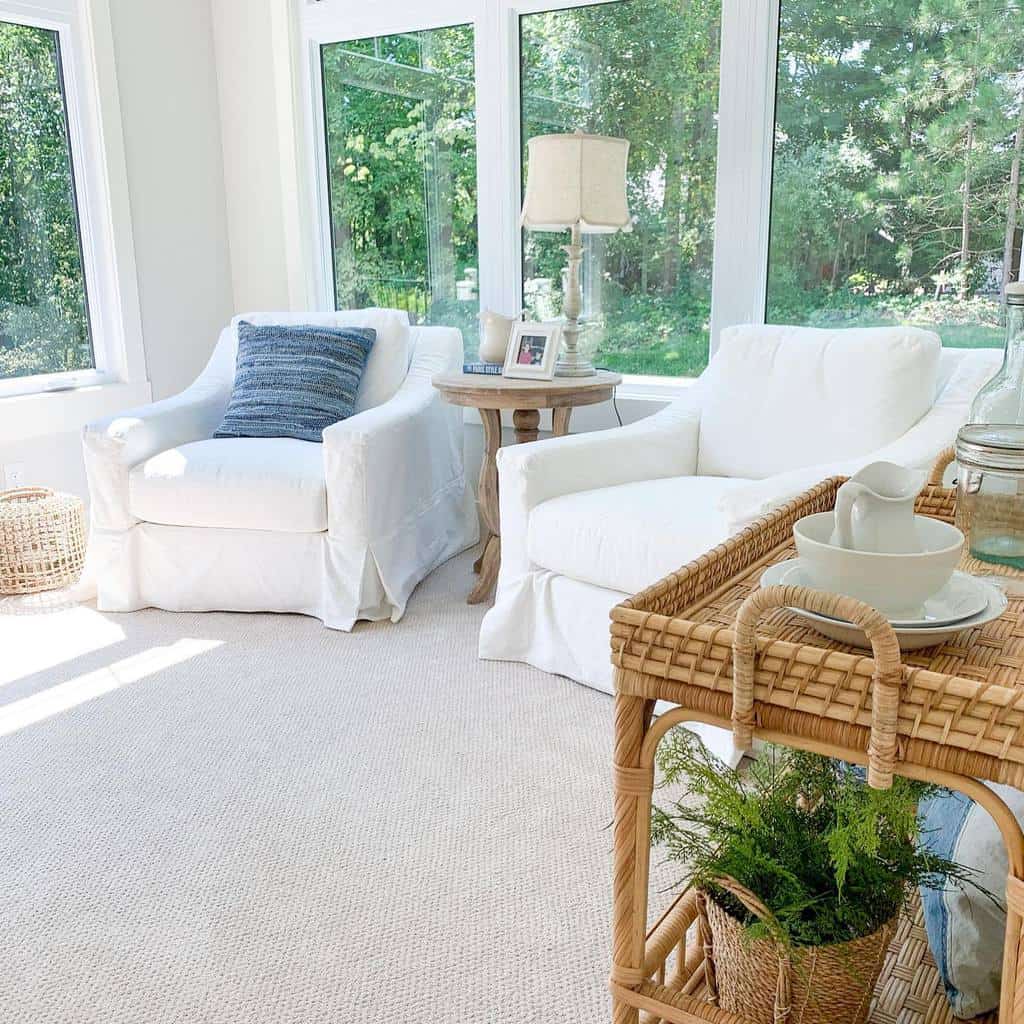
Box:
(698, 878, 895, 1024)
(0, 487, 86, 595)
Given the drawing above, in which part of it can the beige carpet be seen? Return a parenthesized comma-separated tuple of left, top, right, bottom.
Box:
(0, 552, 680, 1024)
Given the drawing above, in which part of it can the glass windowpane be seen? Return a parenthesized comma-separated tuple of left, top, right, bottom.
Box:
(0, 21, 93, 381)
(321, 25, 479, 352)
(520, 0, 721, 377)
(767, 1, 1024, 349)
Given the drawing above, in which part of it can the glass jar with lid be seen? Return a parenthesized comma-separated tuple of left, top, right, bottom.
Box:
(956, 424, 1024, 569)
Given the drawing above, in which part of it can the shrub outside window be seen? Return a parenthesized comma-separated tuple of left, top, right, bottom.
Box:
(0, 19, 93, 382)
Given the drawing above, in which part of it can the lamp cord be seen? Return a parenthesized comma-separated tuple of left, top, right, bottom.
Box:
(594, 367, 623, 427)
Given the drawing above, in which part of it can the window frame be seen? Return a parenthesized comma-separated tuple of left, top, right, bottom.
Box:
(298, 0, 781, 390)
(0, 0, 145, 401)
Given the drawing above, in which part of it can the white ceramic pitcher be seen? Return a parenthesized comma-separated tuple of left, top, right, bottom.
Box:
(830, 462, 928, 553)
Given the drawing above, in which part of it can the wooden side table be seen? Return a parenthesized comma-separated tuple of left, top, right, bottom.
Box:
(433, 370, 621, 603)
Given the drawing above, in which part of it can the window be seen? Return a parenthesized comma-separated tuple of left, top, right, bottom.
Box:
(520, 1, 721, 376)
(0, 18, 92, 381)
(304, 1, 1024, 386)
(320, 25, 479, 349)
(766, 0, 1024, 348)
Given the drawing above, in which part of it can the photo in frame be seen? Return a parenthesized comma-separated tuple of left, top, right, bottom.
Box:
(502, 321, 561, 380)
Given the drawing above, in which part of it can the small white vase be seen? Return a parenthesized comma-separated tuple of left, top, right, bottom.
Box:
(478, 310, 518, 364)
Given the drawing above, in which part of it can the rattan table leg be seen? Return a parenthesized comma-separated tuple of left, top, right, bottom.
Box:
(611, 691, 656, 1024)
(1002, 874, 1024, 1022)
(1008, 903, 1024, 1024)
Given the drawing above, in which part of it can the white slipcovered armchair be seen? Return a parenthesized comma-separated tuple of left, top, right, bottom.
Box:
(479, 325, 1001, 704)
(83, 310, 478, 630)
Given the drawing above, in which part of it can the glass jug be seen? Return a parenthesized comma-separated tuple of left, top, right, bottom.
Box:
(970, 281, 1024, 424)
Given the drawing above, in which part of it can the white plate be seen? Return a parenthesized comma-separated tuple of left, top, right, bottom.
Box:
(758, 560, 1008, 650)
(762, 560, 989, 627)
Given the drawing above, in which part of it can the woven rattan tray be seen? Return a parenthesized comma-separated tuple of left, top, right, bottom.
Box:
(606, 470, 1022, 1024)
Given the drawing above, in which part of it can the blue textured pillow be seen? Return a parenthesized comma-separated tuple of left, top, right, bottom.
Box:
(214, 321, 375, 443)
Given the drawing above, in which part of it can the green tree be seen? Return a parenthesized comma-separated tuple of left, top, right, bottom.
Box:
(321, 27, 479, 346)
(0, 21, 91, 380)
(768, 0, 1024, 348)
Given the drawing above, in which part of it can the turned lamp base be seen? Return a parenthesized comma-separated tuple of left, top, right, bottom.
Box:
(555, 356, 596, 377)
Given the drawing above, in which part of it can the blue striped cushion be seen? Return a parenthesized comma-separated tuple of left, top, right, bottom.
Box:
(214, 321, 375, 443)
(918, 784, 1024, 1017)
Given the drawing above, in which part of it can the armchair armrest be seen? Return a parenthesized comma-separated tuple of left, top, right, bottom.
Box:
(322, 326, 471, 554)
(83, 380, 230, 530)
(496, 389, 703, 583)
(83, 380, 229, 467)
(498, 388, 702, 509)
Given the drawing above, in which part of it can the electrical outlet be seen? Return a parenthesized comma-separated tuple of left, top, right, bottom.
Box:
(3, 463, 26, 489)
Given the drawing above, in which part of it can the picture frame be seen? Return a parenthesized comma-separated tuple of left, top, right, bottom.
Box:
(502, 321, 561, 380)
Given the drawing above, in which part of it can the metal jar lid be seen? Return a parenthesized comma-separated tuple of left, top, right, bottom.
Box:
(957, 423, 1024, 472)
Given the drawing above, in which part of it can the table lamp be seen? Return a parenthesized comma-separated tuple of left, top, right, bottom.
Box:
(521, 131, 632, 377)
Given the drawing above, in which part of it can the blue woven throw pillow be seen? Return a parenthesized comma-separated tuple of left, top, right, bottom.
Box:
(214, 321, 376, 443)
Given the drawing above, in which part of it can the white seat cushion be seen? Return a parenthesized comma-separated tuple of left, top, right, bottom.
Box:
(527, 476, 752, 595)
(696, 324, 941, 479)
(129, 438, 327, 533)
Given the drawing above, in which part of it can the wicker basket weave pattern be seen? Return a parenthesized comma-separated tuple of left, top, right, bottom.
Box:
(699, 881, 894, 1024)
(0, 487, 86, 595)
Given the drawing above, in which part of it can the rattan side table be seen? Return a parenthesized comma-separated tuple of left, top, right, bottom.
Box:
(607, 464, 1023, 1024)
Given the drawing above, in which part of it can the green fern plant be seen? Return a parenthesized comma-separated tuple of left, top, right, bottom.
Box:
(651, 730, 988, 948)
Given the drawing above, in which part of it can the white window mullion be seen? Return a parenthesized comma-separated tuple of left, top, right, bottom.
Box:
(301, 0, 475, 44)
(709, 0, 779, 350)
(58, 15, 121, 379)
(299, 34, 333, 310)
(476, 2, 522, 323)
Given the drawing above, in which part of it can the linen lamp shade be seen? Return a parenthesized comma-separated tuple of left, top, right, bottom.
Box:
(521, 132, 632, 233)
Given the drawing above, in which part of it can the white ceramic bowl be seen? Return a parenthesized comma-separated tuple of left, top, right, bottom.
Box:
(793, 512, 964, 619)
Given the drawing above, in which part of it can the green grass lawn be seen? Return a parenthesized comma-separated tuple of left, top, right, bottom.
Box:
(595, 334, 709, 377)
(591, 298, 1004, 379)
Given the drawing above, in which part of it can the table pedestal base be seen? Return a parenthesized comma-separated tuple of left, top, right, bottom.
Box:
(431, 369, 621, 604)
(467, 406, 573, 605)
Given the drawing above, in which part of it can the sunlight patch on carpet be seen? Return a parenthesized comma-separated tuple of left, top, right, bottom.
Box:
(0, 638, 222, 736)
(0, 605, 125, 687)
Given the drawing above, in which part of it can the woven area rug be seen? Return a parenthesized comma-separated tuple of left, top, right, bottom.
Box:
(0, 551, 648, 1024)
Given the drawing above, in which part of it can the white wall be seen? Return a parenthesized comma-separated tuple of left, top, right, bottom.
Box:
(107, 0, 234, 399)
(211, 0, 311, 314)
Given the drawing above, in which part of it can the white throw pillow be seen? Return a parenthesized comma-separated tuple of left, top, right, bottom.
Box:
(696, 324, 941, 479)
(230, 309, 411, 413)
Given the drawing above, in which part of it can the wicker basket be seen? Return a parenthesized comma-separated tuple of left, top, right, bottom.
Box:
(0, 487, 86, 595)
(698, 877, 895, 1024)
